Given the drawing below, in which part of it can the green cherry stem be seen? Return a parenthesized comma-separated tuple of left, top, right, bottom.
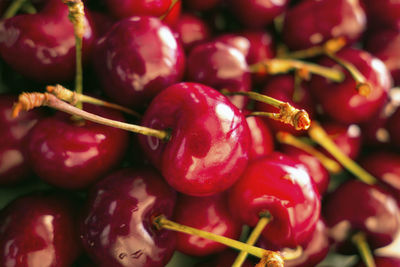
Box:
(232, 211, 273, 267)
(21, 1, 37, 14)
(12, 92, 168, 140)
(308, 121, 377, 185)
(159, 0, 178, 20)
(352, 232, 376, 267)
(3, 0, 28, 19)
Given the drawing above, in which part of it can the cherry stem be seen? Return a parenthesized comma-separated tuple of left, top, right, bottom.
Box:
(153, 215, 281, 262)
(232, 211, 272, 267)
(276, 131, 342, 173)
(12, 92, 169, 140)
(159, 0, 178, 20)
(63, 0, 85, 109)
(308, 121, 377, 185)
(352, 232, 376, 267)
(326, 53, 371, 96)
(21, 1, 36, 14)
(282, 37, 347, 59)
(222, 91, 311, 130)
(249, 58, 345, 83)
(3, 0, 28, 19)
(46, 85, 141, 118)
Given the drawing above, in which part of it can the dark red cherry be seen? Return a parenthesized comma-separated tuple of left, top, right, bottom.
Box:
(310, 48, 391, 123)
(195, 250, 254, 267)
(361, 152, 400, 205)
(0, 94, 44, 185)
(103, 0, 172, 20)
(282, 0, 366, 50)
(93, 16, 185, 108)
(259, 219, 330, 267)
(228, 152, 320, 248)
(323, 180, 400, 253)
(185, 0, 220, 11)
(0, 192, 81, 267)
(227, 0, 289, 28)
(0, 0, 96, 83)
(366, 29, 400, 86)
(387, 107, 400, 147)
(187, 41, 251, 109)
(246, 115, 274, 161)
(27, 104, 129, 189)
(80, 167, 176, 267)
(173, 13, 211, 51)
(173, 193, 242, 257)
(281, 146, 330, 196)
(255, 74, 315, 135)
(139, 82, 251, 196)
(363, 0, 400, 30)
(356, 256, 400, 267)
(90, 11, 115, 37)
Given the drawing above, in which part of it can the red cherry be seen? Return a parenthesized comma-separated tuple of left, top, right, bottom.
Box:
(173, 13, 211, 51)
(356, 256, 400, 267)
(103, 0, 172, 20)
(185, 0, 221, 12)
(80, 168, 177, 267)
(0, 192, 81, 267)
(387, 107, 400, 147)
(139, 82, 251, 196)
(282, 0, 366, 50)
(228, 152, 320, 248)
(28, 104, 129, 189)
(0, 0, 96, 83)
(246, 115, 274, 161)
(93, 16, 185, 108)
(363, 0, 400, 30)
(173, 193, 242, 256)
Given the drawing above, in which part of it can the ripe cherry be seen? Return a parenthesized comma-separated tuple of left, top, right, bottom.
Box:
(0, 192, 81, 267)
(93, 16, 185, 108)
(80, 167, 177, 267)
(103, 0, 172, 20)
(173, 193, 242, 257)
(185, 0, 220, 12)
(173, 13, 211, 51)
(363, 0, 400, 30)
(246, 115, 274, 161)
(355, 256, 400, 267)
(387, 107, 400, 147)
(0, 0, 96, 83)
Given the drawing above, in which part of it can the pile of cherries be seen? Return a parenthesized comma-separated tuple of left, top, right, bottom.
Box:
(1, 0, 400, 266)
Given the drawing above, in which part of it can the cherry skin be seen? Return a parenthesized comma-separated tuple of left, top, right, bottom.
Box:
(246, 115, 274, 161)
(323, 180, 400, 254)
(0, 192, 81, 267)
(0, 94, 44, 185)
(90, 11, 115, 38)
(228, 152, 320, 248)
(310, 48, 392, 124)
(355, 256, 400, 267)
(172, 13, 211, 52)
(255, 74, 315, 135)
(184, 0, 221, 12)
(139, 82, 251, 196)
(186, 41, 251, 109)
(227, 0, 289, 28)
(27, 104, 129, 189)
(93, 16, 185, 108)
(362, 0, 400, 30)
(103, 0, 172, 20)
(80, 167, 177, 267)
(195, 250, 254, 267)
(387, 107, 400, 147)
(0, 0, 96, 83)
(282, 0, 366, 50)
(173, 193, 242, 257)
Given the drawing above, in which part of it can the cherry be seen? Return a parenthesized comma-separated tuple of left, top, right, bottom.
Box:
(0, 94, 44, 185)
(93, 16, 185, 108)
(80, 167, 177, 267)
(184, 0, 220, 12)
(356, 256, 400, 267)
(323, 180, 400, 254)
(228, 152, 320, 248)
(310, 48, 392, 124)
(173, 13, 211, 51)
(103, 0, 172, 20)
(387, 107, 400, 147)
(161, 0, 181, 27)
(282, 0, 366, 50)
(173, 193, 242, 257)
(0, 192, 81, 267)
(90, 11, 115, 37)
(195, 250, 254, 267)
(186, 41, 251, 109)
(362, 0, 400, 30)
(27, 104, 129, 189)
(0, 0, 96, 83)
(255, 74, 315, 135)
(228, 0, 289, 29)
(246, 115, 274, 161)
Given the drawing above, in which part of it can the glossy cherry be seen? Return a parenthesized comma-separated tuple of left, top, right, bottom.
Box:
(356, 256, 400, 267)
(282, 0, 366, 50)
(93, 16, 185, 108)
(139, 82, 251, 196)
(27, 104, 129, 189)
(255, 74, 315, 135)
(228, 0, 289, 28)
(0, 94, 44, 185)
(246, 115, 274, 161)
(363, 0, 400, 30)
(228, 152, 320, 248)
(186, 41, 251, 109)
(310, 48, 391, 123)
(173, 193, 242, 257)
(80, 167, 177, 267)
(103, 0, 172, 20)
(0, 0, 96, 83)
(0, 192, 81, 267)
(173, 13, 211, 51)
(323, 180, 400, 254)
